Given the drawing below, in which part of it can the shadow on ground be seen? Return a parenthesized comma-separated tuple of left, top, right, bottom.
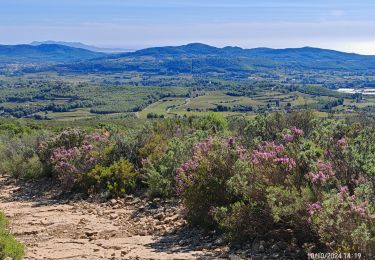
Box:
(0, 176, 87, 206)
(147, 225, 223, 259)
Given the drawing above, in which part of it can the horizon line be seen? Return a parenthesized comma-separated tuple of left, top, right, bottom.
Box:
(0, 41, 373, 56)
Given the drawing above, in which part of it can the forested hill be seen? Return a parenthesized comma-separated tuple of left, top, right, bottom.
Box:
(0, 44, 106, 63)
(2, 43, 375, 74)
(45, 43, 375, 74)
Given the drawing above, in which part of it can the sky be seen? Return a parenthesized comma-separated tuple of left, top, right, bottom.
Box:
(1, 0, 375, 54)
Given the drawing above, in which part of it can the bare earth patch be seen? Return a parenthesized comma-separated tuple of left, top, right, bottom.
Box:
(0, 177, 306, 259)
(0, 177, 224, 259)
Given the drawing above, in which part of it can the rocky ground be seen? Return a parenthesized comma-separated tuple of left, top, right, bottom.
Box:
(0, 177, 308, 259)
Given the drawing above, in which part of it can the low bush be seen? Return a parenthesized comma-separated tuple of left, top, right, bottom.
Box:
(0, 212, 24, 260)
(0, 132, 44, 179)
(176, 137, 248, 228)
(309, 185, 375, 254)
(38, 128, 113, 188)
(142, 130, 208, 197)
(85, 159, 137, 197)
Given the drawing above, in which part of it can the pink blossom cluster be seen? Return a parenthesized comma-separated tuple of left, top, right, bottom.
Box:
(84, 133, 108, 142)
(178, 159, 199, 173)
(224, 137, 248, 160)
(251, 141, 296, 170)
(307, 202, 322, 216)
(47, 131, 109, 187)
(82, 143, 94, 152)
(281, 127, 304, 143)
(176, 137, 247, 195)
(176, 138, 214, 194)
(51, 147, 80, 161)
(50, 144, 98, 185)
(339, 186, 349, 197)
(337, 186, 369, 217)
(252, 141, 284, 163)
(292, 127, 304, 136)
(192, 137, 214, 155)
(282, 133, 294, 142)
(176, 160, 197, 195)
(252, 150, 278, 163)
(309, 160, 335, 184)
(274, 157, 297, 170)
(352, 204, 367, 216)
(235, 145, 247, 160)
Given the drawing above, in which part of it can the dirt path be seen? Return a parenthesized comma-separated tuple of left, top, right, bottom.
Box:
(0, 177, 222, 260)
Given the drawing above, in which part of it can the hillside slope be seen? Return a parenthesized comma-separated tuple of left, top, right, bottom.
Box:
(0, 44, 106, 63)
(44, 43, 375, 74)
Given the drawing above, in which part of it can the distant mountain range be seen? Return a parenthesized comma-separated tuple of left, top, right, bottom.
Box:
(1, 42, 375, 75)
(0, 44, 105, 63)
(30, 41, 133, 53)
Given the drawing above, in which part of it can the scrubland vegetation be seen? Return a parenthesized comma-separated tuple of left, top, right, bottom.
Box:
(1, 111, 374, 256)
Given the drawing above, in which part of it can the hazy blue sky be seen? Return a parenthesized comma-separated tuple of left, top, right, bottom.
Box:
(1, 0, 375, 54)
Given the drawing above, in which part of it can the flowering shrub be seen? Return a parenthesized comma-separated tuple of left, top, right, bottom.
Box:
(251, 141, 296, 185)
(38, 129, 112, 188)
(142, 130, 208, 197)
(308, 160, 335, 184)
(176, 123, 375, 255)
(309, 184, 375, 253)
(176, 137, 249, 227)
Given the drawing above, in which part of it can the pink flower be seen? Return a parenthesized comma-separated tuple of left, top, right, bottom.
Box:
(235, 145, 247, 160)
(353, 206, 366, 216)
(282, 133, 294, 142)
(309, 160, 335, 184)
(141, 158, 149, 167)
(193, 137, 214, 155)
(308, 202, 322, 216)
(274, 157, 296, 170)
(82, 144, 93, 152)
(340, 186, 349, 194)
(292, 127, 304, 136)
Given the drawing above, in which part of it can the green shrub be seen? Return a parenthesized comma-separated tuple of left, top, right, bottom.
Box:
(0, 132, 44, 179)
(144, 169, 171, 198)
(266, 186, 313, 224)
(0, 212, 24, 260)
(85, 159, 137, 197)
(214, 201, 272, 242)
(0, 123, 32, 137)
